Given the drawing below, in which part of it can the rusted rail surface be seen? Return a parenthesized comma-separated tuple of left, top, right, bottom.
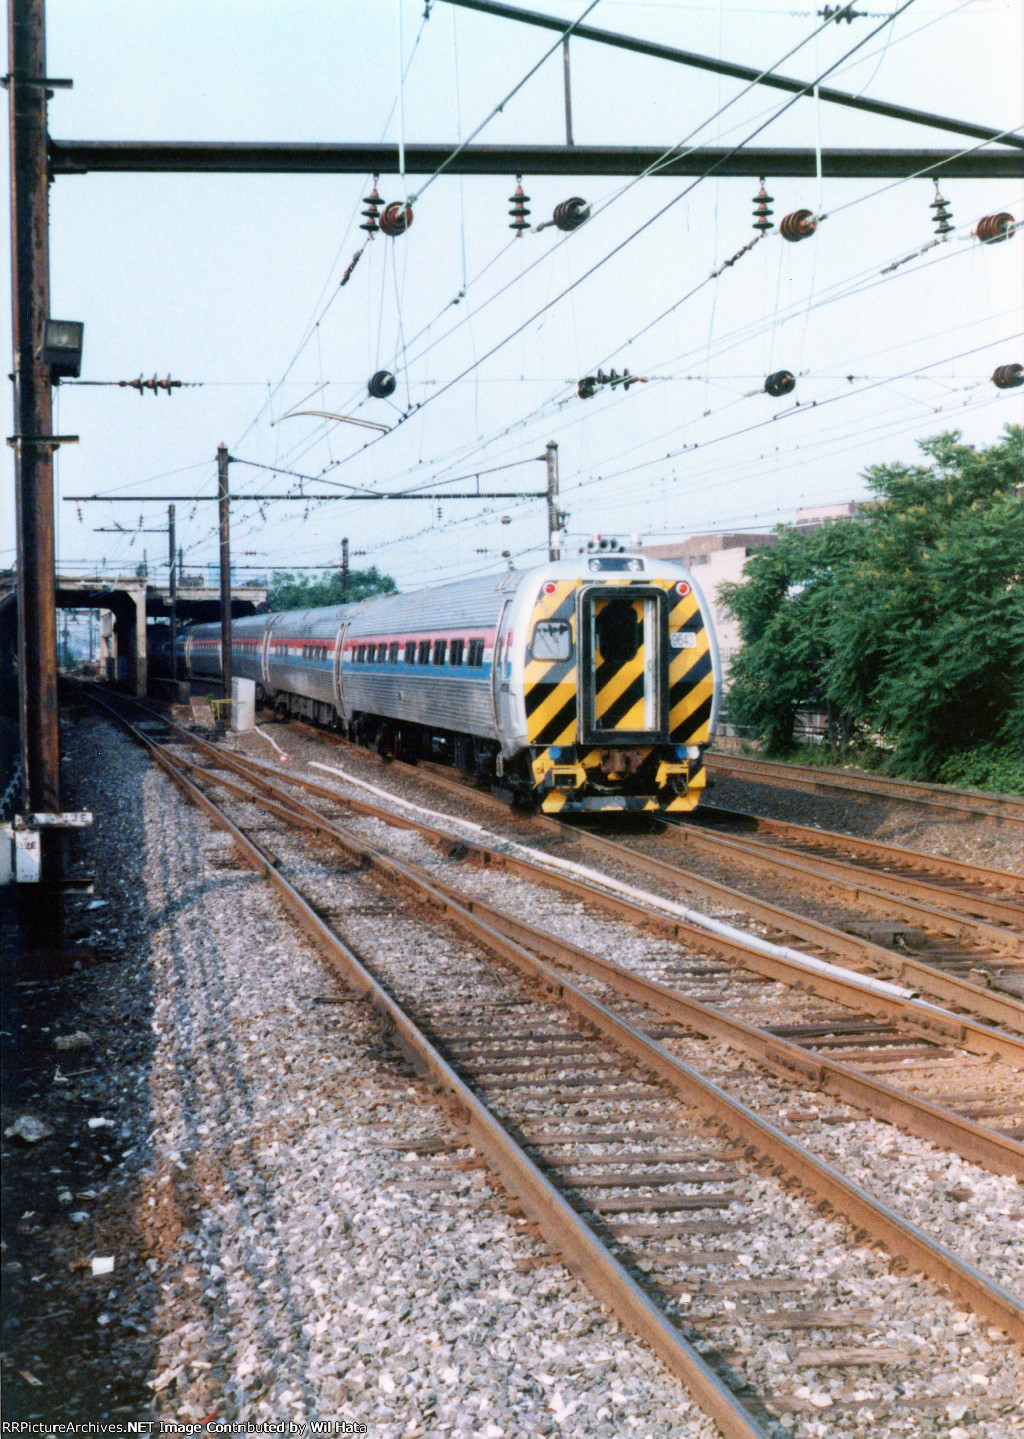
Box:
(166, 733, 1024, 1060)
(80, 687, 1024, 1395)
(392, 754, 1024, 1029)
(665, 820, 1024, 932)
(554, 820, 1024, 1039)
(657, 823, 1024, 976)
(134, 725, 1023, 1175)
(84, 691, 769, 1438)
(705, 753, 1024, 828)
(695, 806, 1024, 901)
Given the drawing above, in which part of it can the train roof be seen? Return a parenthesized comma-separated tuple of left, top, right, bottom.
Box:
(183, 553, 698, 640)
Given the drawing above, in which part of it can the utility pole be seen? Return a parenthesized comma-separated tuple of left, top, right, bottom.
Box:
(168, 503, 177, 681)
(545, 441, 560, 562)
(217, 443, 232, 699)
(341, 536, 349, 596)
(9, 0, 59, 819)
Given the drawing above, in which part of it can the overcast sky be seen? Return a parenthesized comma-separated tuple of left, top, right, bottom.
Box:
(3, 0, 1022, 593)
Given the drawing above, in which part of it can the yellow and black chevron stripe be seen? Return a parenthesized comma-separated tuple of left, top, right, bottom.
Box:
(524, 580, 579, 747)
(662, 581, 714, 746)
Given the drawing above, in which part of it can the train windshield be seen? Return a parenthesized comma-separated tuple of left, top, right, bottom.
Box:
(530, 619, 573, 662)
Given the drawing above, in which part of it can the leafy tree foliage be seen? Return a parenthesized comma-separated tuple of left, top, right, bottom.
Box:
(267, 565, 397, 612)
(721, 427, 1024, 782)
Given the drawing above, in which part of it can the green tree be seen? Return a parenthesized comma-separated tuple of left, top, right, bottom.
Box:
(721, 426, 1024, 782)
(267, 565, 397, 611)
(720, 520, 874, 754)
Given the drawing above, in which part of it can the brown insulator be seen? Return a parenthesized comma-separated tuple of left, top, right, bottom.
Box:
(976, 212, 1015, 244)
(576, 376, 598, 399)
(508, 174, 531, 235)
(360, 175, 383, 235)
(553, 197, 590, 231)
(379, 201, 413, 237)
(119, 374, 181, 395)
(929, 187, 953, 236)
(764, 370, 796, 397)
(992, 363, 1023, 390)
(752, 178, 774, 233)
(780, 209, 817, 243)
(368, 370, 397, 399)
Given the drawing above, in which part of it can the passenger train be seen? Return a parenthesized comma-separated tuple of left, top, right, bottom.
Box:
(167, 544, 721, 815)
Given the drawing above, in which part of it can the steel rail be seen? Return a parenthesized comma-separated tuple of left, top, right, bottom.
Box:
(89, 698, 772, 1438)
(178, 747, 1024, 1174)
(195, 738, 1024, 1056)
(119, 718, 1024, 1346)
(418, 869, 1024, 1179)
(70, 687, 1024, 1041)
(659, 822, 1024, 955)
(546, 820, 1024, 1038)
(706, 753, 1024, 828)
(695, 806, 1024, 899)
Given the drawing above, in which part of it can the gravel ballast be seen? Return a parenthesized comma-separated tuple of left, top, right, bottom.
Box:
(1, 714, 719, 1437)
(5, 711, 1022, 1438)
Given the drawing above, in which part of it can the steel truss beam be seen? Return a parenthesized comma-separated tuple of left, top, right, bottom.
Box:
(48, 140, 1022, 179)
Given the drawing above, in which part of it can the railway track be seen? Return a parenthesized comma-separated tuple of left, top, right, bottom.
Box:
(111, 691, 1024, 1170)
(80, 685, 1024, 1438)
(394, 754, 1024, 1026)
(311, 741, 1024, 1035)
(108, 696, 1024, 1165)
(705, 752, 1024, 829)
(693, 804, 1024, 916)
(655, 819, 1024, 988)
(246, 747, 1024, 1154)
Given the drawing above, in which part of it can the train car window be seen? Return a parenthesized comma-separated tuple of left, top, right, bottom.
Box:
(449, 639, 464, 667)
(595, 597, 640, 666)
(530, 620, 573, 662)
(356, 644, 366, 663)
(404, 641, 416, 665)
(389, 642, 399, 664)
(433, 639, 447, 666)
(467, 638, 485, 667)
(418, 640, 431, 665)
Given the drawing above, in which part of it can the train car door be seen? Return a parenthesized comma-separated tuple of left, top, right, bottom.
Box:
(578, 586, 669, 744)
(333, 621, 350, 717)
(490, 599, 512, 733)
(259, 614, 278, 693)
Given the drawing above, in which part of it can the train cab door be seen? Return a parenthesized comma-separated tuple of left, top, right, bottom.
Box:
(333, 621, 350, 717)
(578, 586, 669, 745)
(490, 599, 513, 734)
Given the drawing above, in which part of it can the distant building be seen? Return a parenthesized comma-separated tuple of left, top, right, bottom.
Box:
(644, 504, 868, 677)
(794, 501, 864, 524)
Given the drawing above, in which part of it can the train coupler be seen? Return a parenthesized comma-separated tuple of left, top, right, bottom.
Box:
(548, 763, 587, 795)
(654, 759, 689, 794)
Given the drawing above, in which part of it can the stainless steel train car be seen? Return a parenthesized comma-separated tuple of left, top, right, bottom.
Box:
(173, 544, 721, 814)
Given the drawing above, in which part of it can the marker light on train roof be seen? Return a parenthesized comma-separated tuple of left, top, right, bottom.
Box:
(676, 581, 692, 596)
(543, 582, 557, 594)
